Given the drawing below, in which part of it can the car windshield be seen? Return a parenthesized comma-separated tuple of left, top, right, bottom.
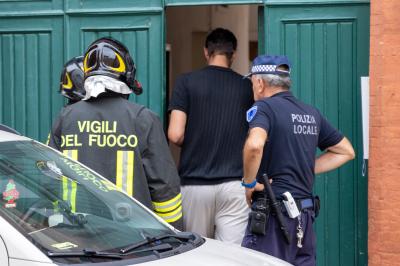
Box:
(0, 140, 178, 262)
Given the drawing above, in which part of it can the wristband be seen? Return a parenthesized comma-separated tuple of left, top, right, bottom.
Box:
(241, 178, 257, 189)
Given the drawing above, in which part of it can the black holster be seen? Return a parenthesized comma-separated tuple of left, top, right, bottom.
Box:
(314, 195, 320, 218)
(249, 192, 269, 235)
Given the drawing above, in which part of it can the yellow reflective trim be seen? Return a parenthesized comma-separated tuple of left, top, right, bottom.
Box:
(155, 205, 183, 223)
(71, 150, 78, 161)
(152, 193, 182, 207)
(62, 176, 68, 201)
(155, 205, 182, 218)
(164, 212, 183, 223)
(126, 151, 134, 197)
(83, 53, 93, 73)
(109, 53, 126, 73)
(153, 198, 182, 213)
(70, 180, 77, 213)
(63, 150, 78, 161)
(115, 151, 134, 196)
(116, 151, 123, 191)
(62, 72, 73, 90)
(46, 133, 50, 145)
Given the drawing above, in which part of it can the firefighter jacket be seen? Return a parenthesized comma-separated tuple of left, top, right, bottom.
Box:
(48, 94, 183, 229)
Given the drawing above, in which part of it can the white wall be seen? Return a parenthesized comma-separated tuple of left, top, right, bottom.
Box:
(166, 5, 258, 164)
(166, 6, 210, 85)
(166, 4, 256, 87)
(210, 5, 250, 75)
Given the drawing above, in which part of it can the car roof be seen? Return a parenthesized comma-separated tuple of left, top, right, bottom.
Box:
(0, 130, 31, 142)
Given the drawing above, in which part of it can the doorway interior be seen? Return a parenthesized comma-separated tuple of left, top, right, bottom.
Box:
(165, 4, 259, 164)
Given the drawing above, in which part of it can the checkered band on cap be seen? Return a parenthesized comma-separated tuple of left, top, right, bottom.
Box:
(251, 64, 277, 73)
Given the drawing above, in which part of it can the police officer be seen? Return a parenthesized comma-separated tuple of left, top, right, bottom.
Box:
(48, 37, 183, 229)
(240, 55, 355, 265)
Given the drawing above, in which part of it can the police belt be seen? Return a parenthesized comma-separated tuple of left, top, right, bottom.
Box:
(252, 191, 315, 212)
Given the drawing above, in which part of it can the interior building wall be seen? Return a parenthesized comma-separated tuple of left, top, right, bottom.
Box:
(166, 4, 257, 90)
(166, 5, 257, 164)
(209, 5, 250, 74)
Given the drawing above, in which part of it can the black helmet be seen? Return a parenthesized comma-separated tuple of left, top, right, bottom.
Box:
(83, 37, 142, 95)
(60, 56, 85, 102)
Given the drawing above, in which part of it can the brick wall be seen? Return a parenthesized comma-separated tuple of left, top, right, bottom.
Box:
(369, 1, 400, 265)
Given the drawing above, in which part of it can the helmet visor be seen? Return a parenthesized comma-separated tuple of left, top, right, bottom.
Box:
(84, 45, 126, 74)
(84, 49, 97, 73)
(102, 47, 126, 73)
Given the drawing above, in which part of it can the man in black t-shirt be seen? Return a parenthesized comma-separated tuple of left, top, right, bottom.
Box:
(240, 55, 355, 265)
(168, 28, 253, 244)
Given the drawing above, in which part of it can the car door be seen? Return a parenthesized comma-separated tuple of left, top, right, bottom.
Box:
(0, 234, 9, 266)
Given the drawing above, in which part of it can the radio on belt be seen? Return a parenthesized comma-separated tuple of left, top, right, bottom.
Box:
(282, 191, 300, 218)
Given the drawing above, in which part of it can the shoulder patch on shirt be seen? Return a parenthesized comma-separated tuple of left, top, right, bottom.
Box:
(246, 106, 258, 122)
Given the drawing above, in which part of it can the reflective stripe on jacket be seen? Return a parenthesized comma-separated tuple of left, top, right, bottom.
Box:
(49, 94, 183, 228)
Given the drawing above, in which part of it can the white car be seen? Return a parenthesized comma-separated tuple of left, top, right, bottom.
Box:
(0, 129, 291, 266)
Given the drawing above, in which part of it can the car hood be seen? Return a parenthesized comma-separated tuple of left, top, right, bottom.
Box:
(137, 238, 292, 266)
(0, 130, 30, 142)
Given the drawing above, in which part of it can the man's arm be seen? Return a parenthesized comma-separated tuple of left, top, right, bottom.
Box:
(48, 112, 63, 150)
(315, 137, 355, 174)
(168, 110, 187, 146)
(141, 112, 183, 230)
(243, 127, 268, 206)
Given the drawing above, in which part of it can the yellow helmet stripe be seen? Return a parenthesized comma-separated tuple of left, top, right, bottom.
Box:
(83, 53, 93, 73)
(109, 52, 126, 73)
(62, 73, 73, 90)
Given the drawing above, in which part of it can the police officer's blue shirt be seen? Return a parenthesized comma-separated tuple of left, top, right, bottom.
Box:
(248, 91, 344, 199)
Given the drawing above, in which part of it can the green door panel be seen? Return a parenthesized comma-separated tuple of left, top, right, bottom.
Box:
(0, 0, 63, 14)
(264, 0, 369, 4)
(67, 13, 165, 117)
(66, 0, 163, 11)
(0, 16, 64, 142)
(165, 0, 262, 6)
(263, 3, 368, 266)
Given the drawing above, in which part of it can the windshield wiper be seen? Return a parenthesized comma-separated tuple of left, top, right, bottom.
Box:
(120, 232, 195, 254)
(47, 249, 122, 260)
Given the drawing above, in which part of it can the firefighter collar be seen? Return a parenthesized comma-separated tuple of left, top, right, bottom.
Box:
(83, 75, 132, 101)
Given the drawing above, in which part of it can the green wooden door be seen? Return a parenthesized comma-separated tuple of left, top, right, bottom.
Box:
(165, 0, 262, 6)
(0, 14, 64, 141)
(0, 0, 165, 141)
(67, 13, 164, 115)
(262, 1, 369, 265)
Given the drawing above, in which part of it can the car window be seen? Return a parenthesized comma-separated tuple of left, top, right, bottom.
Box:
(0, 140, 178, 263)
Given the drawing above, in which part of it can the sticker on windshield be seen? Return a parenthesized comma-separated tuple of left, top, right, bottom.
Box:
(62, 158, 109, 192)
(51, 242, 78, 250)
(37, 160, 63, 180)
(2, 179, 19, 208)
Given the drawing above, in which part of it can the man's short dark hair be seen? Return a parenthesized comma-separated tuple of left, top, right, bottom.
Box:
(205, 28, 237, 60)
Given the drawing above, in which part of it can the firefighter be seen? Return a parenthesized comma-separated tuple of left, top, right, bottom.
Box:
(48, 37, 183, 229)
(59, 56, 86, 105)
(46, 56, 85, 212)
(47, 56, 85, 144)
